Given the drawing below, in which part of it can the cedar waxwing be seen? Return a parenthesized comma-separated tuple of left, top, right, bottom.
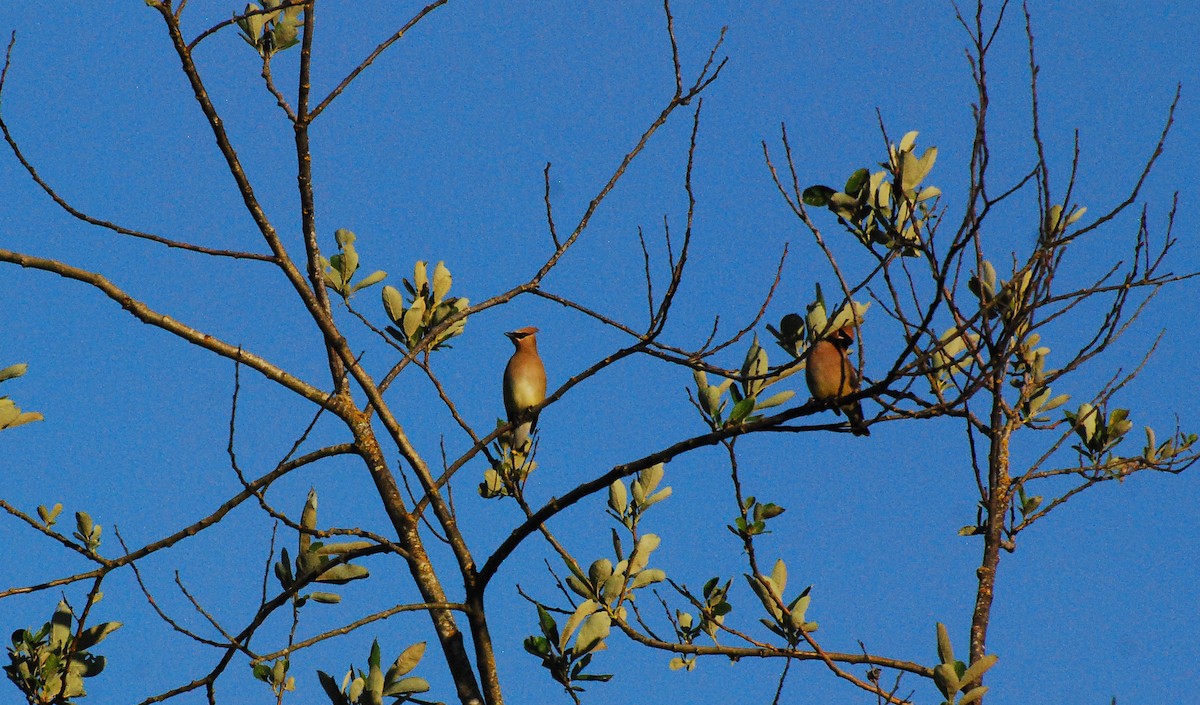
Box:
(503, 326, 547, 451)
(805, 326, 870, 436)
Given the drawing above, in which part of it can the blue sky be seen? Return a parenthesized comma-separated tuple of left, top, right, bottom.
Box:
(1, 2, 1198, 704)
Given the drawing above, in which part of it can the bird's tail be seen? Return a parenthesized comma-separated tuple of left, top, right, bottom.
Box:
(845, 401, 870, 437)
(512, 421, 534, 452)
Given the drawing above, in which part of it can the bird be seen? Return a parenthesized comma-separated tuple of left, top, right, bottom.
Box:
(502, 326, 547, 451)
(805, 325, 869, 436)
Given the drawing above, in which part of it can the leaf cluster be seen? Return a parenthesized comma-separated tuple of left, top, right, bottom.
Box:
(381, 262, 468, 351)
(523, 605, 613, 697)
(4, 600, 120, 705)
(479, 424, 538, 499)
(71, 512, 103, 555)
(728, 495, 785, 539)
(274, 489, 371, 605)
(693, 338, 796, 428)
(1063, 403, 1133, 461)
(236, 1, 304, 59)
(932, 623, 997, 705)
(0, 363, 43, 431)
(802, 131, 940, 255)
(744, 559, 816, 644)
(251, 658, 295, 698)
(669, 577, 733, 671)
(317, 640, 430, 705)
(322, 229, 388, 299)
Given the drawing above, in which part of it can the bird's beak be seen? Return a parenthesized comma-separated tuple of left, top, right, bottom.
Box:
(504, 330, 520, 342)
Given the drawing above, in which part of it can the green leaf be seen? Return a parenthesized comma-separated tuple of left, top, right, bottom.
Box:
(365, 641, 384, 703)
(61, 671, 85, 698)
(50, 600, 72, 647)
(754, 389, 795, 411)
(561, 599, 598, 650)
(574, 611, 611, 655)
(959, 653, 998, 687)
(630, 568, 666, 589)
(639, 463, 664, 495)
(402, 295, 427, 339)
(310, 592, 342, 604)
(314, 564, 370, 584)
(432, 261, 452, 304)
(413, 261, 429, 295)
(1041, 393, 1070, 413)
(386, 641, 426, 681)
(933, 662, 959, 698)
(300, 489, 318, 551)
(275, 548, 293, 588)
(324, 265, 345, 293)
(75, 511, 94, 538)
(608, 480, 628, 515)
(0, 363, 28, 382)
(828, 190, 860, 212)
(844, 168, 870, 195)
(779, 313, 804, 339)
(589, 559, 614, 589)
(75, 621, 121, 651)
(524, 635, 551, 656)
(770, 559, 787, 595)
(918, 144, 938, 174)
(0, 407, 42, 429)
(348, 675, 365, 703)
(728, 396, 756, 424)
(936, 622, 955, 664)
(565, 574, 591, 599)
(382, 285, 405, 323)
(317, 671, 349, 705)
(271, 11, 300, 51)
(241, 3, 267, 41)
(827, 299, 870, 332)
(68, 652, 106, 677)
(37, 503, 63, 526)
(600, 572, 625, 603)
(788, 594, 811, 629)
(315, 541, 374, 555)
(959, 686, 989, 705)
(917, 185, 942, 202)
(802, 185, 836, 207)
(758, 502, 786, 519)
(352, 270, 387, 293)
(642, 487, 672, 508)
(272, 658, 288, 685)
(629, 534, 661, 573)
(340, 246, 359, 281)
(537, 605, 559, 645)
(384, 676, 430, 696)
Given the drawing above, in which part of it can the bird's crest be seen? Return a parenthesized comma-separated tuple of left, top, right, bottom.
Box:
(831, 325, 856, 347)
(505, 326, 539, 341)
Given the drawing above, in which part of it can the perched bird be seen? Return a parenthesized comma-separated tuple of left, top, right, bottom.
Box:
(805, 326, 869, 436)
(502, 326, 547, 451)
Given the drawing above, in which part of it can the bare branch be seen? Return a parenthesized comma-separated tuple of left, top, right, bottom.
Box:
(309, 1, 451, 121)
